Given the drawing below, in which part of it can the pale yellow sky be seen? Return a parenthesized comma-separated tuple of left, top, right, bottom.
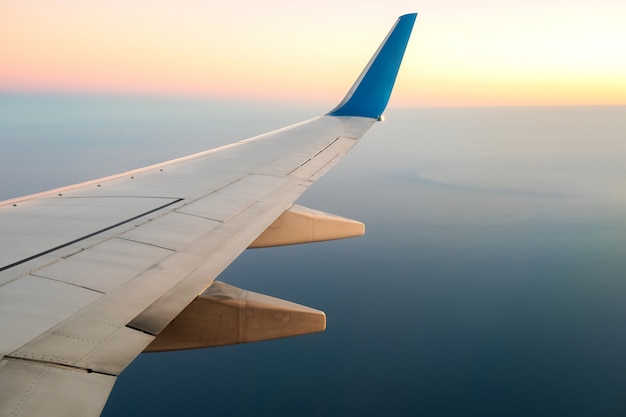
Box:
(1, 0, 625, 106)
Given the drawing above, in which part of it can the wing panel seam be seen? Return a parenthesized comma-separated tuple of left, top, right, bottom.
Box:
(28, 273, 107, 295)
(0, 198, 183, 273)
(3, 356, 116, 376)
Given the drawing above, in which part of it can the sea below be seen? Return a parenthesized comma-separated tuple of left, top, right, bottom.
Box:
(1, 94, 626, 416)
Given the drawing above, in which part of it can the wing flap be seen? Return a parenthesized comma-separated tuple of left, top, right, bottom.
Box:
(119, 212, 220, 251)
(0, 276, 101, 357)
(8, 325, 153, 376)
(34, 238, 173, 293)
(0, 358, 116, 417)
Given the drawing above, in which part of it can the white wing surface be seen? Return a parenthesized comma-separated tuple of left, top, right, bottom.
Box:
(0, 14, 417, 417)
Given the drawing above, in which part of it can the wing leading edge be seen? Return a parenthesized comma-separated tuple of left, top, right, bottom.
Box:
(0, 14, 417, 417)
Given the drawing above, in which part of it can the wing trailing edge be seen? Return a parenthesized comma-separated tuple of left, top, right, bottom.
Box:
(327, 13, 417, 120)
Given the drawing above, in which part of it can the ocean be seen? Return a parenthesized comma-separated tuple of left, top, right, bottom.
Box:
(1, 95, 626, 416)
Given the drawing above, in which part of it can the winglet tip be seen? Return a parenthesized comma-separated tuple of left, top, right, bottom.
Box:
(326, 14, 417, 119)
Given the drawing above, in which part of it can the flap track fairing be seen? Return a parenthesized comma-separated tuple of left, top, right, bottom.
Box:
(249, 204, 364, 248)
(144, 281, 326, 352)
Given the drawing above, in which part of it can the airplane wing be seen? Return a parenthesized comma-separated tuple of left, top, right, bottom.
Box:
(0, 13, 417, 417)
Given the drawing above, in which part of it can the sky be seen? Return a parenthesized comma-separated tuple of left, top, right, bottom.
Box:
(1, 0, 626, 106)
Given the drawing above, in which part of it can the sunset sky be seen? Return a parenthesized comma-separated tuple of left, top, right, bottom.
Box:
(1, 0, 625, 106)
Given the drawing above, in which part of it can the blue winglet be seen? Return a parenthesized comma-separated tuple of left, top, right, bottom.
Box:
(327, 13, 417, 120)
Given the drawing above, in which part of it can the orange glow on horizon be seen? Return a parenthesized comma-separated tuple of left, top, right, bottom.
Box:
(2, 1, 625, 107)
